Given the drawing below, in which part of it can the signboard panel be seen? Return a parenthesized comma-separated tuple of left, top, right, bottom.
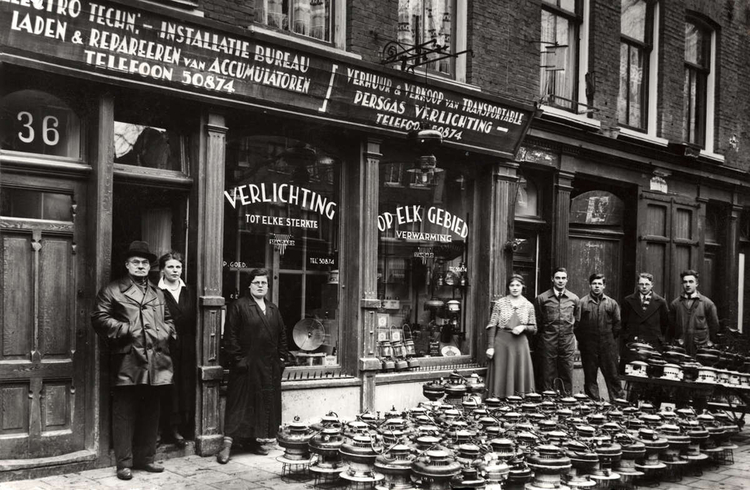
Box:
(0, 0, 535, 156)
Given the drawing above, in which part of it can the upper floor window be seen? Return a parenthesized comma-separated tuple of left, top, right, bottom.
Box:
(254, 0, 332, 42)
(540, 0, 580, 111)
(684, 19, 712, 148)
(618, 0, 651, 130)
(398, 0, 456, 76)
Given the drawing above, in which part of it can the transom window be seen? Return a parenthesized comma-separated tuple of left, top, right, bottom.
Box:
(618, 0, 651, 130)
(540, 0, 580, 111)
(684, 19, 712, 148)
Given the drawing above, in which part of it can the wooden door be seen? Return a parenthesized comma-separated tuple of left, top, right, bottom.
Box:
(638, 192, 701, 301)
(0, 174, 87, 459)
(566, 191, 626, 300)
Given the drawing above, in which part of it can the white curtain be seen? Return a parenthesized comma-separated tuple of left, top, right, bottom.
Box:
(142, 208, 172, 263)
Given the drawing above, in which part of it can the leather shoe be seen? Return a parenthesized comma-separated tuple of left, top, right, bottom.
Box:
(247, 443, 269, 456)
(116, 468, 132, 480)
(135, 462, 164, 473)
(216, 445, 231, 464)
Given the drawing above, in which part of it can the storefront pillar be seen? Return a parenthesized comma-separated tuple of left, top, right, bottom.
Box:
(553, 169, 575, 269)
(476, 161, 519, 364)
(492, 161, 521, 295)
(88, 93, 115, 457)
(725, 203, 743, 329)
(359, 138, 383, 410)
(193, 112, 227, 456)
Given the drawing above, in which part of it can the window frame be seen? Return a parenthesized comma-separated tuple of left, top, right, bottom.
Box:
(618, 0, 653, 131)
(683, 16, 715, 150)
(253, 0, 338, 46)
(539, 0, 582, 112)
(396, 0, 461, 79)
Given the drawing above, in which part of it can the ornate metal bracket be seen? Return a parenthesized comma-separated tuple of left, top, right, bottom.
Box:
(381, 38, 471, 72)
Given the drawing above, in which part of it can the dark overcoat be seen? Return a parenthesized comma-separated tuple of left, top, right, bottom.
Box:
(223, 296, 289, 439)
(91, 276, 176, 386)
(162, 285, 196, 423)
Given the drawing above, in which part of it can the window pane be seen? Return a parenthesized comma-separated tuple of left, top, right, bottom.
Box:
(540, 7, 577, 110)
(378, 155, 473, 358)
(0, 188, 73, 221)
(223, 135, 341, 367)
(114, 123, 186, 172)
(398, 0, 455, 75)
(621, 0, 646, 41)
(255, 0, 331, 41)
(685, 21, 707, 66)
(618, 43, 629, 125)
(628, 46, 644, 127)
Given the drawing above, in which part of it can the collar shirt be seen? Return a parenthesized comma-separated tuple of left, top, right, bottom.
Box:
(158, 276, 187, 302)
(535, 289, 580, 330)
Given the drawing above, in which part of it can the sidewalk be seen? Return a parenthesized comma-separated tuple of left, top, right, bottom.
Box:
(1, 435, 750, 490)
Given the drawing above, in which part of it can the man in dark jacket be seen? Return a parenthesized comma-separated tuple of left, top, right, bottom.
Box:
(621, 272, 670, 361)
(669, 270, 720, 356)
(91, 241, 176, 481)
(577, 273, 623, 401)
(534, 267, 580, 395)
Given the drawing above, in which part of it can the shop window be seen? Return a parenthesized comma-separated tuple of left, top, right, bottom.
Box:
(254, 0, 332, 42)
(398, 0, 458, 76)
(113, 122, 188, 172)
(0, 89, 81, 159)
(684, 17, 714, 149)
(378, 152, 473, 360)
(515, 176, 540, 218)
(224, 135, 341, 369)
(618, 0, 652, 130)
(540, 0, 581, 111)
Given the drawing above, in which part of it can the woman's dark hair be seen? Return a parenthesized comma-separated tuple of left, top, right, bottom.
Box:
(158, 251, 184, 270)
(506, 273, 526, 293)
(247, 268, 271, 285)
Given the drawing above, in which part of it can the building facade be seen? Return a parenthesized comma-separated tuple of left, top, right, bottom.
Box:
(1, 0, 749, 479)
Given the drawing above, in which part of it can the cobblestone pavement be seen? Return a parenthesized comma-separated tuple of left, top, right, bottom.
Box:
(1, 434, 750, 490)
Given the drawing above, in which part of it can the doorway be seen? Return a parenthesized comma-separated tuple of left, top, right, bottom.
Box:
(0, 174, 89, 459)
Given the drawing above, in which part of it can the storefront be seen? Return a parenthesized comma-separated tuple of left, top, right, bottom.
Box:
(0, 0, 536, 475)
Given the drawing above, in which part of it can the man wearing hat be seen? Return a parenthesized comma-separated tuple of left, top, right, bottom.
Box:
(92, 241, 176, 480)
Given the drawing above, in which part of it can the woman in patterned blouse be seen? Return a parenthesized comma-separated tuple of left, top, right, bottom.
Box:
(485, 274, 537, 398)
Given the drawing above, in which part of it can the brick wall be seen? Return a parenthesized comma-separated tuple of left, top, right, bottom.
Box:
(194, 0, 750, 170)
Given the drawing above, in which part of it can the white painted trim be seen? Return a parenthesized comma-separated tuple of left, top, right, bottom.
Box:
(247, 23, 362, 60)
(578, 0, 591, 106)
(539, 104, 602, 129)
(705, 29, 717, 153)
(247, 0, 356, 57)
(619, 127, 669, 146)
(739, 253, 745, 333)
(647, 2, 660, 137)
(455, 0, 468, 83)
(699, 149, 725, 163)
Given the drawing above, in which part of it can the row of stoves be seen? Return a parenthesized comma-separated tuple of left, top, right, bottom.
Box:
(274, 373, 740, 489)
(625, 341, 750, 386)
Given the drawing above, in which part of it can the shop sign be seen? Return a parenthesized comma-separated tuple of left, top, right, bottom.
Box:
(0, 0, 535, 156)
(378, 205, 468, 241)
(224, 182, 337, 231)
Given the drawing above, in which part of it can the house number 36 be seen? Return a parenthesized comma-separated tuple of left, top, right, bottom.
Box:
(17, 112, 60, 146)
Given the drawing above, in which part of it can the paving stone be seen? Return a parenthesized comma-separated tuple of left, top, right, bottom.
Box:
(185, 469, 235, 485)
(0, 481, 55, 490)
